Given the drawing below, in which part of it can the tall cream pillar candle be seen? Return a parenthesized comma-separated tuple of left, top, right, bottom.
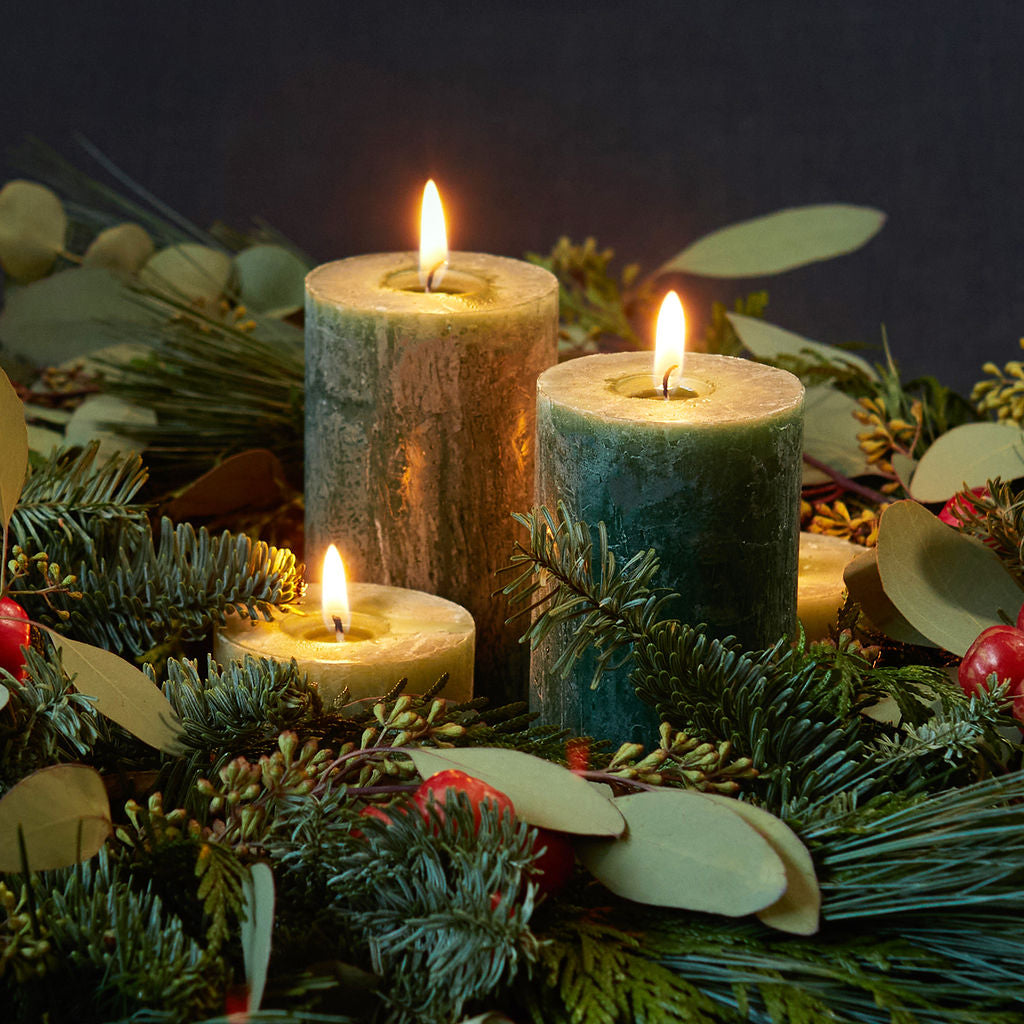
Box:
(305, 249, 558, 704)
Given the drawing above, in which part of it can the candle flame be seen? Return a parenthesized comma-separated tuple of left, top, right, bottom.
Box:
(653, 291, 686, 396)
(419, 179, 448, 291)
(321, 544, 351, 639)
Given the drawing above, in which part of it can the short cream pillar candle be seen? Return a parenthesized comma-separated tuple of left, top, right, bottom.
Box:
(797, 531, 863, 640)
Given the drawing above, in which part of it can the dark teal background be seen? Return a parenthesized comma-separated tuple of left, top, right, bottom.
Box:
(3, 2, 1022, 393)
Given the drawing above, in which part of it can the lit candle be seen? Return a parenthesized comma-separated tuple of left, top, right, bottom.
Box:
(304, 181, 558, 703)
(214, 546, 475, 705)
(532, 292, 804, 743)
(797, 531, 862, 641)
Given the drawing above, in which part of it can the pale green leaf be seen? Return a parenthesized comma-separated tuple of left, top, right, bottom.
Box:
(64, 394, 156, 460)
(0, 367, 28, 529)
(0, 682, 8, 712)
(661, 204, 886, 278)
(240, 862, 275, 1014)
(727, 313, 878, 381)
(404, 747, 625, 836)
(891, 452, 917, 492)
(0, 266, 154, 364)
(700, 794, 820, 934)
(139, 243, 232, 306)
(83, 222, 155, 276)
(876, 500, 1024, 656)
(50, 631, 184, 753)
(0, 180, 67, 282)
(574, 791, 786, 915)
(844, 546, 937, 648)
(910, 422, 1024, 502)
(234, 244, 309, 317)
(0, 764, 111, 871)
(803, 385, 871, 484)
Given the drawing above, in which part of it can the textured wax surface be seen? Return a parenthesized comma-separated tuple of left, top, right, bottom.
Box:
(532, 352, 804, 744)
(305, 252, 558, 704)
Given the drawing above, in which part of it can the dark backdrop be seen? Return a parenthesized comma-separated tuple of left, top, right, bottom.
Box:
(4, 1, 1024, 393)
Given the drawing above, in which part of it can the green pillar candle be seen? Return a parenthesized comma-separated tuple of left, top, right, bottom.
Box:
(305, 252, 558, 703)
(533, 351, 804, 744)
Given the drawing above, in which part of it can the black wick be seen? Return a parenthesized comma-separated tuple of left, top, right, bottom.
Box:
(662, 364, 678, 398)
(423, 259, 447, 293)
(333, 615, 345, 642)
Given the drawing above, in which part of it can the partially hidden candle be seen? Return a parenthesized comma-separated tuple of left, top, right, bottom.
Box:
(214, 546, 474, 706)
(797, 531, 863, 640)
(532, 293, 804, 744)
(305, 183, 558, 704)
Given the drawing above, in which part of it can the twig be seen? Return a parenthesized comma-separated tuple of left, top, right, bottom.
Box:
(803, 454, 890, 505)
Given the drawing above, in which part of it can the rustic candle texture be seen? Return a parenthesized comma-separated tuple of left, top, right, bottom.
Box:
(533, 351, 805, 743)
(305, 252, 558, 702)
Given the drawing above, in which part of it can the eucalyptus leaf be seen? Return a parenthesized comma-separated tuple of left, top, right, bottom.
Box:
(83, 222, 155, 276)
(700, 794, 820, 935)
(661, 204, 886, 278)
(0, 681, 8, 712)
(50, 631, 185, 753)
(140, 243, 232, 306)
(803, 385, 871, 484)
(909, 423, 1024, 502)
(727, 313, 878, 381)
(26, 423, 64, 457)
(65, 394, 156, 460)
(404, 747, 625, 836)
(844, 546, 937, 648)
(0, 764, 111, 871)
(574, 791, 786, 915)
(0, 267, 154, 364)
(891, 452, 918, 492)
(0, 179, 67, 282)
(240, 862, 275, 1014)
(234, 244, 309, 317)
(876, 500, 1024, 656)
(0, 367, 28, 529)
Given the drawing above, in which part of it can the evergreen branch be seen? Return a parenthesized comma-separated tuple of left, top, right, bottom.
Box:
(194, 839, 249, 954)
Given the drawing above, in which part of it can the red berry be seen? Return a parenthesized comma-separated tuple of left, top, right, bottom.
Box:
(530, 827, 576, 897)
(938, 487, 989, 528)
(0, 596, 30, 682)
(414, 769, 514, 830)
(958, 624, 1024, 722)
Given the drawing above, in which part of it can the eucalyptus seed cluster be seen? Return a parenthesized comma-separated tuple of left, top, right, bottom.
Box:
(6, 546, 81, 616)
(0, 882, 53, 982)
(604, 723, 757, 794)
(116, 791, 201, 854)
(973, 355, 1024, 422)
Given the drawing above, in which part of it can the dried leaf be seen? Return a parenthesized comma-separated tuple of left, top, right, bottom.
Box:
(910, 422, 1024, 502)
(240, 862, 275, 1014)
(83, 222, 155, 276)
(163, 449, 288, 521)
(727, 313, 878, 380)
(405, 747, 625, 836)
(234, 244, 309, 317)
(876, 500, 1024, 656)
(700, 794, 820, 934)
(50, 631, 184, 753)
(140, 243, 232, 305)
(844, 546, 937, 648)
(574, 791, 786, 915)
(0, 180, 67, 281)
(662, 204, 886, 278)
(0, 764, 111, 871)
(0, 367, 28, 529)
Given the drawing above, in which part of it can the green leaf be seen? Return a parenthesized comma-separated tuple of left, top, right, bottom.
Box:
(49, 631, 185, 753)
(0, 764, 111, 871)
(700, 794, 820, 935)
(876, 500, 1024, 656)
(574, 791, 786, 915)
(803, 385, 871, 484)
(910, 422, 1024, 502)
(404, 747, 625, 836)
(234, 244, 309, 317)
(0, 367, 28, 529)
(139, 243, 232, 306)
(727, 313, 878, 381)
(64, 394, 156, 460)
(0, 179, 67, 282)
(0, 266, 154, 364)
(0, 681, 9, 711)
(891, 452, 917, 492)
(843, 546, 937, 648)
(240, 861, 275, 1014)
(83, 222, 155, 276)
(661, 204, 886, 278)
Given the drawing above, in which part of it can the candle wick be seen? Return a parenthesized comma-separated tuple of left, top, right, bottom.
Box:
(662, 365, 678, 398)
(333, 614, 345, 642)
(423, 259, 447, 293)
